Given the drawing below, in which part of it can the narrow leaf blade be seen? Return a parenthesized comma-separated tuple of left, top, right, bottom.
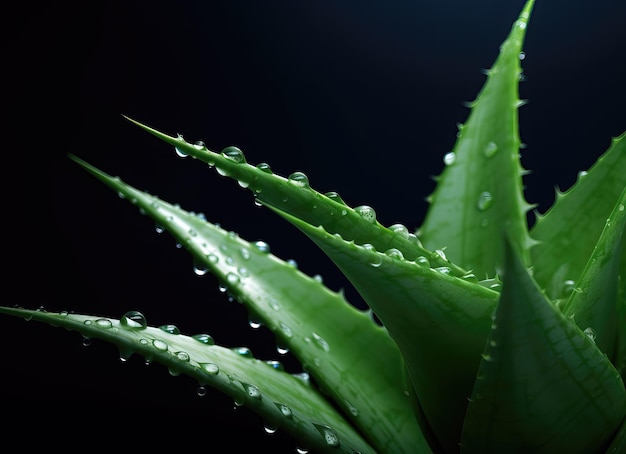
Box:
(418, 0, 536, 278)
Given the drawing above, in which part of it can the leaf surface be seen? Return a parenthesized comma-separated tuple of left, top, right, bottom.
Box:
(418, 0, 536, 278)
(460, 238, 626, 453)
(65, 155, 430, 453)
(0, 306, 375, 454)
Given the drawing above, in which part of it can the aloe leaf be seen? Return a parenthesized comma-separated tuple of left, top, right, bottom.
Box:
(530, 132, 626, 300)
(0, 306, 375, 454)
(460, 237, 626, 454)
(122, 116, 469, 279)
(417, 0, 536, 278)
(561, 187, 626, 361)
(66, 155, 429, 453)
(265, 204, 499, 453)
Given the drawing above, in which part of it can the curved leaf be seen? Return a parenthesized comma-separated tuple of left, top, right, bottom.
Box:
(67, 155, 430, 453)
(530, 132, 626, 300)
(561, 186, 626, 361)
(0, 306, 375, 454)
(460, 237, 626, 453)
(123, 116, 469, 279)
(268, 204, 499, 454)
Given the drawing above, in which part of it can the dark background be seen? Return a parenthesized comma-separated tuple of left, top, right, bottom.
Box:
(3, 0, 625, 450)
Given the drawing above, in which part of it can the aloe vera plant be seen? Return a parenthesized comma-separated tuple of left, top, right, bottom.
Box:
(4, 0, 625, 452)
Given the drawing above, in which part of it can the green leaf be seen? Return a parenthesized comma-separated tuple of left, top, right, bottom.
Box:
(266, 204, 499, 454)
(418, 0, 536, 278)
(122, 116, 469, 279)
(67, 155, 430, 454)
(561, 186, 626, 362)
(0, 306, 375, 454)
(530, 132, 626, 300)
(460, 237, 626, 453)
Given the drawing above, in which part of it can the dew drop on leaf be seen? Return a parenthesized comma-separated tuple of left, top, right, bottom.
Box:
(389, 223, 409, 239)
(196, 386, 207, 397)
(443, 151, 456, 166)
(174, 146, 188, 158)
(312, 332, 330, 352)
(584, 327, 597, 342)
(221, 146, 246, 163)
(275, 402, 293, 419)
(254, 240, 271, 253)
(416, 256, 430, 267)
(200, 362, 220, 375)
(192, 333, 215, 345)
(313, 424, 341, 448)
(120, 310, 147, 330)
(159, 324, 180, 335)
(95, 318, 113, 329)
(484, 141, 498, 157)
(385, 248, 404, 260)
(324, 191, 346, 205)
(152, 339, 168, 352)
(354, 205, 377, 223)
(288, 171, 310, 188)
(477, 191, 494, 211)
(256, 162, 272, 173)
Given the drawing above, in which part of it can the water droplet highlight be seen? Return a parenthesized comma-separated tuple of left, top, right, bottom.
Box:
(477, 191, 494, 211)
(484, 141, 498, 157)
(288, 171, 310, 188)
(121, 311, 147, 330)
(443, 152, 456, 166)
(221, 146, 246, 163)
(354, 205, 377, 223)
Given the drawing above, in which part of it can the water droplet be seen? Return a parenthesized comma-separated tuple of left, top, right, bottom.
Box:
(193, 260, 208, 276)
(254, 240, 271, 253)
(221, 146, 246, 163)
(477, 191, 494, 211)
(324, 191, 346, 205)
(82, 336, 92, 347)
(312, 332, 330, 352)
(584, 327, 596, 342)
(264, 424, 278, 434)
(432, 249, 447, 261)
(369, 253, 383, 268)
(120, 310, 147, 330)
(279, 321, 293, 338)
(415, 256, 430, 267)
(443, 151, 456, 166)
(155, 222, 165, 234)
(434, 266, 451, 275)
(175, 351, 190, 362)
(389, 223, 409, 239)
(152, 339, 168, 352)
(354, 205, 377, 223)
(226, 272, 240, 286)
(288, 171, 310, 188)
(235, 347, 253, 358)
(484, 141, 498, 157)
(313, 424, 340, 448)
(95, 318, 113, 329)
(518, 51, 526, 60)
(265, 360, 284, 371)
(256, 162, 272, 173)
(159, 324, 180, 335)
(275, 402, 293, 418)
(174, 146, 188, 158)
(619, 204, 625, 212)
(243, 382, 262, 400)
(385, 248, 404, 260)
(200, 362, 220, 375)
(197, 386, 207, 397)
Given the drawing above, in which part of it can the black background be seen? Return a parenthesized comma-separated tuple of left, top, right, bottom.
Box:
(3, 0, 625, 451)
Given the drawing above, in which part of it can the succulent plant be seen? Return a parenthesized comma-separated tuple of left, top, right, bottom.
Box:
(3, 0, 625, 452)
